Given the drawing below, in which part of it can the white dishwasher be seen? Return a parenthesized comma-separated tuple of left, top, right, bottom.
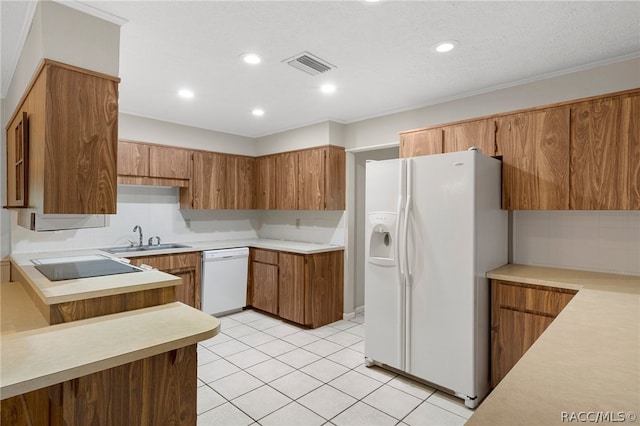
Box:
(201, 247, 249, 316)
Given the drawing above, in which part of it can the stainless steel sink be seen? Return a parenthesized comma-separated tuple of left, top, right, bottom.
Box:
(104, 243, 191, 254)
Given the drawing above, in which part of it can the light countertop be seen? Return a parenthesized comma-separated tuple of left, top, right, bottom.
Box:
(103, 238, 345, 257)
(0, 300, 220, 399)
(7, 239, 343, 306)
(1, 281, 49, 334)
(467, 264, 640, 426)
(9, 250, 181, 305)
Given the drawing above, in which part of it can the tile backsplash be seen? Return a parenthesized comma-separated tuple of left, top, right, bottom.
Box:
(513, 210, 640, 275)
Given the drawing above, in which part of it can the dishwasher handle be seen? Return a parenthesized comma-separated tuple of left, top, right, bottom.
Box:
(203, 247, 250, 261)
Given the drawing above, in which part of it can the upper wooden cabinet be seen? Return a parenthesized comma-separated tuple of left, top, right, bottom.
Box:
(276, 151, 299, 210)
(181, 151, 255, 210)
(117, 140, 191, 187)
(570, 93, 640, 210)
(5, 59, 119, 214)
(399, 88, 639, 211)
(399, 128, 443, 158)
(256, 155, 277, 209)
(497, 108, 571, 210)
(6, 112, 29, 207)
(299, 146, 345, 210)
(443, 119, 496, 156)
(185, 151, 227, 209)
(263, 145, 345, 211)
(227, 155, 256, 210)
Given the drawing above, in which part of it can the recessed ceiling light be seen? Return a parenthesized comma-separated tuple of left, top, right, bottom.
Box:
(433, 40, 459, 53)
(320, 83, 336, 94)
(252, 108, 265, 117)
(177, 89, 194, 99)
(243, 53, 261, 65)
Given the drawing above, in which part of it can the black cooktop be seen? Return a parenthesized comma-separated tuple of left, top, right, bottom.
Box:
(34, 258, 142, 281)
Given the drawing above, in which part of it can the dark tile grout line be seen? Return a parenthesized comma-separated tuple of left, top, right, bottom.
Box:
(198, 310, 468, 425)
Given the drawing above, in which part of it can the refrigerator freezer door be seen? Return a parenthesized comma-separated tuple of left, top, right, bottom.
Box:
(364, 159, 405, 371)
(405, 151, 477, 397)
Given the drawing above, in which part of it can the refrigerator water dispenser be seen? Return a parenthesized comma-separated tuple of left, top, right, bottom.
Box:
(367, 212, 397, 266)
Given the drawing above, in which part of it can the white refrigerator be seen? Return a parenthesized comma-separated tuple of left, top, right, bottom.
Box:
(364, 150, 507, 408)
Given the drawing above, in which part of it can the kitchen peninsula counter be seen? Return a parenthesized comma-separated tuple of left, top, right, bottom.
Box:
(9, 250, 180, 306)
(1, 299, 219, 399)
(467, 264, 640, 426)
(0, 281, 220, 424)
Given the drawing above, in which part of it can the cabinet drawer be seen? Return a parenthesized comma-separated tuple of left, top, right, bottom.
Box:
(252, 249, 278, 265)
(493, 280, 576, 317)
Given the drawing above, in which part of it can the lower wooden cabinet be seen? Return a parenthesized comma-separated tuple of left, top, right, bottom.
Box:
(129, 252, 201, 309)
(251, 261, 279, 315)
(491, 279, 576, 387)
(248, 248, 344, 328)
(278, 252, 306, 324)
(1, 345, 197, 426)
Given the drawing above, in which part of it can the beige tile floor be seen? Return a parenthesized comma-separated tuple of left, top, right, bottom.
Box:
(197, 309, 473, 426)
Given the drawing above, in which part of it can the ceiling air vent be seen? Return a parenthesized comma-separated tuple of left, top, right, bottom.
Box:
(283, 51, 336, 76)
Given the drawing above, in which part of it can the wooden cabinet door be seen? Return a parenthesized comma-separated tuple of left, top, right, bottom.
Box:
(306, 251, 344, 328)
(298, 148, 325, 210)
(399, 129, 443, 158)
(256, 155, 276, 209)
(278, 253, 306, 324)
(325, 146, 346, 210)
(149, 145, 191, 179)
(229, 155, 256, 210)
(118, 141, 149, 176)
(276, 151, 298, 210)
(497, 108, 570, 210)
(571, 94, 640, 210)
(6, 111, 29, 207)
(128, 252, 201, 309)
(192, 151, 228, 209)
(251, 261, 278, 314)
(43, 63, 119, 214)
(491, 308, 553, 387)
(443, 119, 495, 155)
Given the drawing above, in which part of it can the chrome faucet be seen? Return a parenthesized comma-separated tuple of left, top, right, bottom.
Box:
(148, 236, 161, 246)
(133, 225, 143, 247)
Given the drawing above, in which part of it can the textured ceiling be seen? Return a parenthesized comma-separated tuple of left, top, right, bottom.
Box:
(3, 1, 640, 137)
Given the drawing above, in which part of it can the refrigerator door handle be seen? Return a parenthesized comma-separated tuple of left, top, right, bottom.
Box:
(403, 160, 412, 284)
(397, 159, 407, 369)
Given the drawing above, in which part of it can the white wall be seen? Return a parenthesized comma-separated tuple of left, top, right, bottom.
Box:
(344, 58, 640, 150)
(257, 210, 345, 246)
(255, 121, 345, 156)
(1, 1, 121, 258)
(341, 58, 640, 287)
(11, 186, 260, 253)
(119, 114, 257, 156)
(513, 211, 640, 275)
